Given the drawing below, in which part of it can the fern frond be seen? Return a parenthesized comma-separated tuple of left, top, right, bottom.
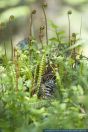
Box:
(52, 67, 64, 99)
(37, 54, 46, 95)
(30, 65, 38, 96)
(28, 100, 51, 109)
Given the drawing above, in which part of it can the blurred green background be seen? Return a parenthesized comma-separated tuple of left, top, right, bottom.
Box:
(0, 0, 88, 56)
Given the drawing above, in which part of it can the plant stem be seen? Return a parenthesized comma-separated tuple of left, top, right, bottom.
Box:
(4, 42, 7, 56)
(29, 13, 33, 58)
(9, 23, 13, 61)
(68, 14, 71, 46)
(14, 48, 19, 91)
(29, 14, 32, 44)
(39, 29, 44, 49)
(42, 6, 48, 45)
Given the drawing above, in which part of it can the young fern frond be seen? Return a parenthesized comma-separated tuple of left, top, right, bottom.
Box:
(52, 67, 64, 99)
(37, 53, 46, 95)
(42, 2, 48, 45)
(30, 65, 38, 97)
(67, 10, 72, 46)
(58, 62, 65, 79)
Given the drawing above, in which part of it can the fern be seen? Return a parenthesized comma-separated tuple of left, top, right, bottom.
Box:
(37, 53, 46, 95)
(55, 68, 64, 99)
(28, 100, 51, 109)
(30, 65, 38, 97)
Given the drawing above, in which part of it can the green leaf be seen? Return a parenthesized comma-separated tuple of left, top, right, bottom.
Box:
(49, 37, 58, 42)
(49, 20, 58, 29)
(57, 31, 65, 35)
